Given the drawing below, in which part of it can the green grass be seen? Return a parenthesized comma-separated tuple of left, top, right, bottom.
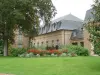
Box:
(0, 57, 100, 75)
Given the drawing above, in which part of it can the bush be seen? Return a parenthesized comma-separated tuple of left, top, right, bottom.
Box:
(36, 54, 40, 57)
(27, 49, 41, 55)
(51, 53, 57, 57)
(60, 45, 89, 56)
(9, 48, 27, 57)
(60, 53, 67, 57)
(67, 45, 89, 56)
(40, 50, 47, 56)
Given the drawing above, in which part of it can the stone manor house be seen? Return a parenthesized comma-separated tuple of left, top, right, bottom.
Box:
(13, 9, 93, 53)
(32, 14, 84, 48)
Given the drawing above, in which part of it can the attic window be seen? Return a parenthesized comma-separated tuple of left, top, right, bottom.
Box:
(73, 32, 77, 37)
(56, 21, 61, 29)
(54, 23, 56, 29)
(46, 25, 50, 33)
(51, 24, 54, 31)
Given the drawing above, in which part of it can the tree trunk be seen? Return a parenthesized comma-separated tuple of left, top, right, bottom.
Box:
(3, 38, 8, 56)
(28, 37, 31, 48)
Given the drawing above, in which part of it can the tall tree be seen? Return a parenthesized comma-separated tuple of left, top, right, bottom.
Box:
(0, 0, 56, 56)
(86, 0, 100, 55)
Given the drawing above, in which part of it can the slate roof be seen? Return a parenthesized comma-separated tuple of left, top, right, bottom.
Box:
(70, 29, 83, 40)
(84, 9, 94, 23)
(53, 14, 83, 23)
(38, 14, 84, 40)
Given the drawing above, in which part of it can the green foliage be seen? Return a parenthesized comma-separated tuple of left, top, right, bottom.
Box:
(0, 40, 3, 55)
(94, 40, 100, 55)
(9, 48, 27, 57)
(86, 0, 100, 55)
(0, 0, 56, 56)
(60, 45, 89, 56)
(92, 0, 100, 21)
(60, 53, 67, 57)
(0, 57, 100, 75)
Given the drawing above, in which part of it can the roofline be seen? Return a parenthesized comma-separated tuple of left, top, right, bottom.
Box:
(37, 29, 73, 36)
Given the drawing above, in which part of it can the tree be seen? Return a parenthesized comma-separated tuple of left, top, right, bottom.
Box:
(0, 0, 56, 56)
(24, 26, 38, 48)
(85, 0, 100, 55)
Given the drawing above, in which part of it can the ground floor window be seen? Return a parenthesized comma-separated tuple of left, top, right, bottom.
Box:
(80, 42, 84, 47)
(72, 42, 78, 45)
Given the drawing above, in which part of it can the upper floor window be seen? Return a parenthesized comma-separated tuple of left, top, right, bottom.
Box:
(34, 43, 35, 45)
(56, 21, 62, 29)
(41, 42, 43, 45)
(37, 42, 39, 46)
(52, 40, 54, 43)
(46, 41, 48, 44)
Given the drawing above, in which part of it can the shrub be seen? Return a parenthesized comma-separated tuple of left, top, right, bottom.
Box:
(36, 54, 40, 57)
(18, 54, 26, 58)
(27, 49, 63, 57)
(51, 53, 55, 57)
(60, 45, 89, 56)
(67, 45, 89, 56)
(60, 53, 67, 57)
(48, 50, 62, 55)
(40, 50, 47, 56)
(9, 48, 27, 57)
(27, 49, 40, 55)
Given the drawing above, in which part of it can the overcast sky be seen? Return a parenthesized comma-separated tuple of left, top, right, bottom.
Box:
(52, 0, 94, 20)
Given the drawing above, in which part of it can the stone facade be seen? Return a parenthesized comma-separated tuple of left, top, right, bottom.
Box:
(83, 29, 93, 55)
(12, 14, 84, 49)
(32, 30, 84, 47)
(12, 29, 29, 48)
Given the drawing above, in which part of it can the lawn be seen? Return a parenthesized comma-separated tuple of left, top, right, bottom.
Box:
(0, 57, 100, 75)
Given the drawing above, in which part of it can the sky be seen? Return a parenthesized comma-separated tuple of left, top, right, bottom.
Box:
(52, 0, 94, 20)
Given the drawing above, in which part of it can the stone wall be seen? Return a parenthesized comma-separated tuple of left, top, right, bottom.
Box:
(32, 30, 83, 47)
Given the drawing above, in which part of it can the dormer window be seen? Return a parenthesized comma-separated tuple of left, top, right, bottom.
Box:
(73, 32, 77, 37)
(46, 24, 50, 33)
(54, 23, 56, 29)
(56, 21, 62, 30)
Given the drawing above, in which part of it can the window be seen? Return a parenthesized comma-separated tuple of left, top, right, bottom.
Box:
(56, 21, 61, 29)
(52, 40, 54, 46)
(18, 44, 22, 48)
(37, 42, 39, 46)
(80, 42, 84, 47)
(46, 41, 48, 46)
(72, 42, 78, 45)
(57, 39, 59, 42)
(56, 39, 60, 46)
(54, 23, 56, 29)
(17, 34, 23, 48)
(41, 42, 43, 45)
(46, 41, 48, 43)
(46, 41, 48, 45)
(46, 25, 50, 33)
(73, 32, 77, 37)
(52, 40, 54, 43)
(34, 43, 35, 45)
